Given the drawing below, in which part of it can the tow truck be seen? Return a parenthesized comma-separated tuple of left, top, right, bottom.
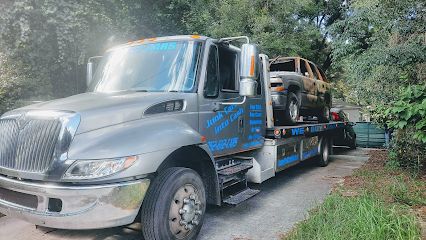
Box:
(0, 35, 347, 240)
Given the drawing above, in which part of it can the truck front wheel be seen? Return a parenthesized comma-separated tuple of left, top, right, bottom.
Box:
(141, 167, 206, 240)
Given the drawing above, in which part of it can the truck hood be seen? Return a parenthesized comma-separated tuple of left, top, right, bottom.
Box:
(6, 91, 189, 134)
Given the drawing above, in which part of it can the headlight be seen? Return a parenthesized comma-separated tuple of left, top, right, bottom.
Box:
(63, 156, 137, 180)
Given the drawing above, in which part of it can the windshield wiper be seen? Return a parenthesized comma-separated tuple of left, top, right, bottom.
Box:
(132, 89, 148, 92)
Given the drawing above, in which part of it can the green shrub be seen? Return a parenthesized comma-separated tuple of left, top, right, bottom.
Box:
(390, 128, 425, 175)
(375, 85, 426, 174)
(385, 85, 426, 143)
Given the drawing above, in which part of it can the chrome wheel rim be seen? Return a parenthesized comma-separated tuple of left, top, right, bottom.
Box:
(169, 184, 202, 239)
(289, 100, 299, 121)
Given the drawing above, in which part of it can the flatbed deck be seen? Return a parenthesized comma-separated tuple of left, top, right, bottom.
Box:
(266, 121, 347, 139)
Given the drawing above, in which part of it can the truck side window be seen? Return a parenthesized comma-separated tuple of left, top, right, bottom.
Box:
(300, 59, 310, 78)
(204, 45, 220, 98)
(309, 63, 320, 80)
(219, 47, 238, 91)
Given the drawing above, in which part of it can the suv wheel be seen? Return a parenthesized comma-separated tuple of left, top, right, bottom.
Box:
(141, 167, 206, 240)
(318, 105, 330, 123)
(283, 92, 299, 125)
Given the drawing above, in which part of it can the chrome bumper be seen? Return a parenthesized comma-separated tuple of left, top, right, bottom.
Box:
(271, 92, 288, 109)
(0, 175, 150, 229)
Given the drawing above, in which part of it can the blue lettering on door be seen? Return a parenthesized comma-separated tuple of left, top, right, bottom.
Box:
(208, 137, 239, 152)
(214, 119, 229, 134)
(206, 112, 223, 128)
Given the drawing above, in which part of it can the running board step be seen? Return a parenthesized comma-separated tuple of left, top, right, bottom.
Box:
(217, 163, 252, 176)
(223, 188, 260, 205)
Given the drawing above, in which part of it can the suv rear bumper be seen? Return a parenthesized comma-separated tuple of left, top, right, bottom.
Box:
(0, 175, 150, 229)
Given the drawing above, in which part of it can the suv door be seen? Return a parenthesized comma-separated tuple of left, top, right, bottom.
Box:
(299, 59, 317, 107)
(199, 43, 262, 156)
(309, 63, 328, 105)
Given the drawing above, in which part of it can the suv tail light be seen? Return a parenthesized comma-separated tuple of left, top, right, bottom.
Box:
(331, 112, 340, 121)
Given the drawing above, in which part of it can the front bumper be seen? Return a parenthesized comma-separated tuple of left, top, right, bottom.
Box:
(0, 175, 150, 229)
(271, 92, 288, 109)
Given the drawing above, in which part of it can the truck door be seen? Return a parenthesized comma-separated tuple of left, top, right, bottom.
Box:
(242, 61, 266, 151)
(198, 43, 264, 156)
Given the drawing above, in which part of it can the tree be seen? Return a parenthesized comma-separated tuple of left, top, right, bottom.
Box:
(0, 0, 150, 112)
(330, 0, 425, 106)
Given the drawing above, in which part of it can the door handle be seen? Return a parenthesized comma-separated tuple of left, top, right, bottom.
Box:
(238, 116, 244, 134)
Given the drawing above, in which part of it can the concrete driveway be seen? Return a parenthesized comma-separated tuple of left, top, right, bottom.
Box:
(0, 148, 369, 240)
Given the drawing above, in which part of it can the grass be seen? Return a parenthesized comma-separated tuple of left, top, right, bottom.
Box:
(284, 150, 425, 240)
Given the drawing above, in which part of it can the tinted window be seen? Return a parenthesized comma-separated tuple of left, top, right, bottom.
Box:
(309, 63, 320, 80)
(204, 45, 220, 98)
(219, 47, 238, 91)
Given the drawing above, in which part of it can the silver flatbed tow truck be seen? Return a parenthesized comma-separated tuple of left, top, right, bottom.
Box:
(0, 35, 346, 240)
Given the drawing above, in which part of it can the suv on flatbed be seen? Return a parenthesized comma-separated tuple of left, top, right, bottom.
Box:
(269, 57, 332, 125)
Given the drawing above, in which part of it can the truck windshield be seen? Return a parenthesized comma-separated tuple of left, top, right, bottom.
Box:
(89, 41, 202, 92)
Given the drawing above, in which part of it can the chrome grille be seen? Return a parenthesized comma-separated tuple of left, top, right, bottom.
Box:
(0, 118, 62, 173)
(0, 119, 19, 169)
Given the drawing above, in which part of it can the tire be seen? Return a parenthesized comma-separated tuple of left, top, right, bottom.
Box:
(317, 138, 330, 167)
(318, 105, 330, 123)
(283, 92, 300, 125)
(141, 167, 206, 240)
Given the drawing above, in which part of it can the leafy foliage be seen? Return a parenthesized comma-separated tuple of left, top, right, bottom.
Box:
(168, 0, 344, 67)
(0, 0, 168, 111)
(376, 85, 426, 174)
(330, 0, 425, 106)
(385, 85, 426, 143)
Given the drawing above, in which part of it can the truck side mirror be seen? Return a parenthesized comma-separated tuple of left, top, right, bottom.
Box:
(239, 44, 259, 97)
(86, 56, 102, 87)
(86, 61, 94, 86)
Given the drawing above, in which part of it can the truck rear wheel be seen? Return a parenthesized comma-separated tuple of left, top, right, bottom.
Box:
(141, 167, 206, 240)
(283, 92, 299, 125)
(317, 138, 330, 167)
